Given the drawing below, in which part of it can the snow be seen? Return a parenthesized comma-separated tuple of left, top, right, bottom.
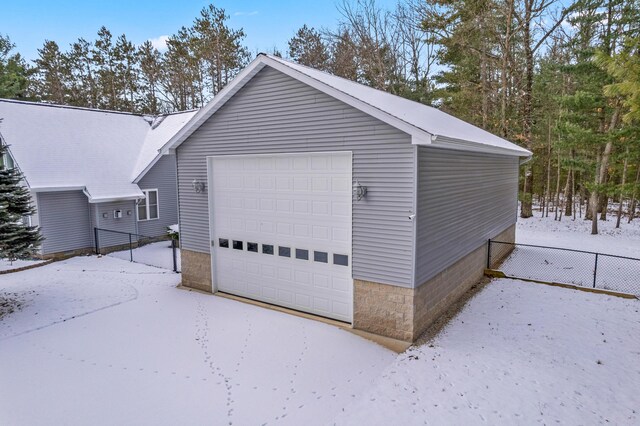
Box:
(498, 213, 640, 295)
(516, 212, 640, 258)
(0, 100, 194, 202)
(0, 256, 394, 425)
(107, 241, 180, 271)
(131, 110, 197, 181)
(0, 258, 45, 272)
(1, 216, 638, 424)
(336, 279, 640, 425)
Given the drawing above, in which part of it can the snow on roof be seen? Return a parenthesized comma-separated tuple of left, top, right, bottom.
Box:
(162, 54, 531, 158)
(132, 110, 197, 182)
(0, 100, 193, 202)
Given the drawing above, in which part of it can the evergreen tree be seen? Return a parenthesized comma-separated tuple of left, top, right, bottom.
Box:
(191, 4, 250, 97)
(288, 25, 330, 70)
(0, 34, 30, 99)
(33, 40, 69, 104)
(0, 142, 43, 261)
(139, 41, 163, 114)
(67, 38, 98, 108)
(113, 34, 140, 112)
(93, 27, 119, 110)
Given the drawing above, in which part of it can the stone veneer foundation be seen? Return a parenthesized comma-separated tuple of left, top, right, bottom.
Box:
(181, 225, 516, 342)
(354, 224, 516, 341)
(181, 249, 212, 293)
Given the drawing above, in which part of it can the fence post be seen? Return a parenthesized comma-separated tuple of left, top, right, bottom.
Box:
(94, 228, 100, 255)
(172, 239, 178, 273)
(593, 253, 599, 288)
(487, 240, 491, 269)
(129, 233, 133, 262)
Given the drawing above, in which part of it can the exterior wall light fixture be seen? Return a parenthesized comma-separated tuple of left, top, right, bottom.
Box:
(192, 179, 206, 193)
(353, 179, 367, 201)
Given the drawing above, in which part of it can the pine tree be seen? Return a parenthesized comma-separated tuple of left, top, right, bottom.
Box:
(0, 34, 30, 99)
(0, 142, 43, 261)
(33, 40, 69, 104)
(288, 25, 330, 70)
(139, 41, 163, 114)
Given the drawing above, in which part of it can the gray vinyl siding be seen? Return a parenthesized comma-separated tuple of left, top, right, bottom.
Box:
(91, 200, 137, 248)
(177, 66, 415, 287)
(137, 154, 178, 237)
(37, 190, 92, 254)
(415, 146, 519, 285)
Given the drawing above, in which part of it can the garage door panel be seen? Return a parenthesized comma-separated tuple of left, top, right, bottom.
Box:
(210, 152, 353, 322)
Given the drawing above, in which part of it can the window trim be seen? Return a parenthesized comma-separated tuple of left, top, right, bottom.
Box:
(137, 189, 160, 221)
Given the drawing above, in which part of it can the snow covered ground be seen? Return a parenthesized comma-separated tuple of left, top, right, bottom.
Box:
(0, 256, 393, 425)
(1, 215, 638, 424)
(107, 240, 181, 271)
(516, 212, 640, 258)
(336, 279, 640, 425)
(499, 214, 640, 295)
(0, 258, 45, 272)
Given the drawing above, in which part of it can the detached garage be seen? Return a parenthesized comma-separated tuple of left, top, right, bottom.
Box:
(162, 54, 531, 342)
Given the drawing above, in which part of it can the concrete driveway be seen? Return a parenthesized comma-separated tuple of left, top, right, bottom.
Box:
(0, 256, 394, 425)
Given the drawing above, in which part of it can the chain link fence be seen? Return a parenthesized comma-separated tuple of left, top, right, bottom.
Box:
(94, 228, 180, 273)
(488, 240, 640, 297)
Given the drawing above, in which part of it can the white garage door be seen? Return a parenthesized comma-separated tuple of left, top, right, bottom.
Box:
(209, 152, 353, 322)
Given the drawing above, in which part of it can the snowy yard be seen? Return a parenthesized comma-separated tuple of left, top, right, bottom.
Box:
(0, 257, 45, 272)
(336, 279, 640, 425)
(107, 240, 181, 271)
(1, 216, 638, 424)
(516, 212, 640, 258)
(495, 213, 640, 296)
(0, 256, 393, 425)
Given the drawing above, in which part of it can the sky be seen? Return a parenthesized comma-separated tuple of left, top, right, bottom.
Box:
(1, 0, 397, 63)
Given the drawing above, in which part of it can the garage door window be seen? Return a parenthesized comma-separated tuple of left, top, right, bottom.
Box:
(333, 254, 349, 266)
(314, 251, 328, 263)
(262, 244, 274, 255)
(278, 246, 291, 257)
(295, 249, 309, 260)
(233, 240, 243, 250)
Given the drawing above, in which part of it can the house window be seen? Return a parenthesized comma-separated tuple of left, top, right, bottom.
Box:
(137, 189, 159, 221)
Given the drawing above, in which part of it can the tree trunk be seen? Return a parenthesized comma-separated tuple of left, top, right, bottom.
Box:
(554, 151, 561, 221)
(480, 45, 488, 129)
(590, 101, 620, 233)
(520, 0, 534, 219)
(500, 0, 514, 138)
(544, 117, 552, 217)
(589, 151, 601, 233)
(599, 193, 608, 221)
(564, 149, 574, 216)
(628, 164, 639, 223)
(616, 147, 629, 228)
(572, 170, 577, 220)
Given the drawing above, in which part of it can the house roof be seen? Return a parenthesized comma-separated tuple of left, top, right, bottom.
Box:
(0, 99, 195, 202)
(161, 54, 532, 158)
(132, 110, 197, 183)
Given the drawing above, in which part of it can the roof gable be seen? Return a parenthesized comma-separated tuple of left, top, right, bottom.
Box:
(161, 54, 531, 158)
